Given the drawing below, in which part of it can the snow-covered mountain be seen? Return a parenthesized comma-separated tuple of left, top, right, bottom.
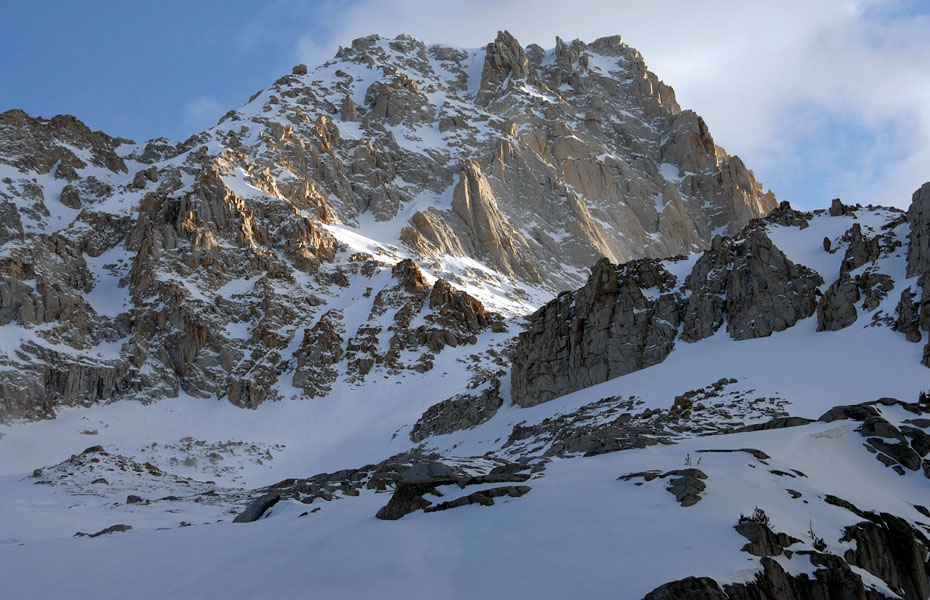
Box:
(0, 31, 775, 422)
(1, 30, 929, 600)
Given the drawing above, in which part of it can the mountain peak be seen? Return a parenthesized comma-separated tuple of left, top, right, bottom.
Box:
(0, 30, 777, 422)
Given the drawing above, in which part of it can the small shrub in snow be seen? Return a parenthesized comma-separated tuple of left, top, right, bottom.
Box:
(738, 506, 771, 528)
(683, 453, 703, 466)
(808, 520, 828, 552)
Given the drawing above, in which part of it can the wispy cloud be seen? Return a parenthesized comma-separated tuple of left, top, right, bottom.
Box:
(183, 97, 226, 137)
(293, 0, 930, 208)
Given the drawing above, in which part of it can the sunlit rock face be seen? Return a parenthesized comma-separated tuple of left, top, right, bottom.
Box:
(0, 30, 776, 421)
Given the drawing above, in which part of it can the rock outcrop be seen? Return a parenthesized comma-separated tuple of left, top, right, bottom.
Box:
(906, 182, 930, 278)
(409, 377, 504, 442)
(682, 230, 822, 342)
(817, 273, 860, 331)
(900, 182, 930, 366)
(620, 468, 708, 507)
(644, 498, 930, 600)
(817, 218, 901, 332)
(512, 193, 927, 409)
(512, 256, 680, 407)
(512, 224, 821, 408)
(842, 512, 930, 600)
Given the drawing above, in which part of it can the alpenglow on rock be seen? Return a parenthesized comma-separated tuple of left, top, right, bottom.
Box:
(0, 31, 775, 422)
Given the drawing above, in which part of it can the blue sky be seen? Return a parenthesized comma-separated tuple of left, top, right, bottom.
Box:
(2, 0, 928, 210)
(0, 1, 329, 140)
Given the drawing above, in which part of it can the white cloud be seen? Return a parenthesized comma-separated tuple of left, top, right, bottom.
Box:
(294, 0, 930, 209)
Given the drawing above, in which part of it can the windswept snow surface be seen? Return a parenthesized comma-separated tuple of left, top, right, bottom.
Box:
(1, 207, 929, 598)
(2, 418, 929, 600)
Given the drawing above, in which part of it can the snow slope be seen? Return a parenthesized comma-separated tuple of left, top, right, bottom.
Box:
(2, 417, 927, 599)
(1, 201, 929, 597)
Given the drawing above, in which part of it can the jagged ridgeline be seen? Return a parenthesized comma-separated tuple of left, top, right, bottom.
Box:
(511, 186, 930, 409)
(0, 31, 775, 421)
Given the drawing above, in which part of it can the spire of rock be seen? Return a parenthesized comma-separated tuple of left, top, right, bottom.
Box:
(477, 30, 531, 105)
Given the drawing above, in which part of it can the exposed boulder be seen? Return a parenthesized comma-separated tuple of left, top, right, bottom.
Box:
(642, 577, 729, 600)
(75, 524, 133, 538)
(830, 197, 853, 217)
(861, 416, 906, 441)
(619, 468, 708, 507)
(232, 493, 280, 523)
(375, 463, 459, 520)
(817, 272, 860, 331)
(764, 201, 811, 228)
(422, 485, 531, 512)
(732, 417, 813, 433)
(819, 403, 882, 423)
(665, 469, 708, 507)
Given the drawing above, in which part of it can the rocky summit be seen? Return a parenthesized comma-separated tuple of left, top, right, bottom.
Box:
(1, 29, 929, 600)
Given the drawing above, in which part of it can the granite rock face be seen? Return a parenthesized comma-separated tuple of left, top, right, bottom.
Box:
(906, 182, 930, 278)
(817, 219, 899, 333)
(395, 30, 776, 281)
(512, 256, 681, 407)
(901, 182, 930, 366)
(512, 224, 822, 408)
(409, 377, 504, 442)
(817, 272, 860, 332)
(0, 31, 777, 422)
